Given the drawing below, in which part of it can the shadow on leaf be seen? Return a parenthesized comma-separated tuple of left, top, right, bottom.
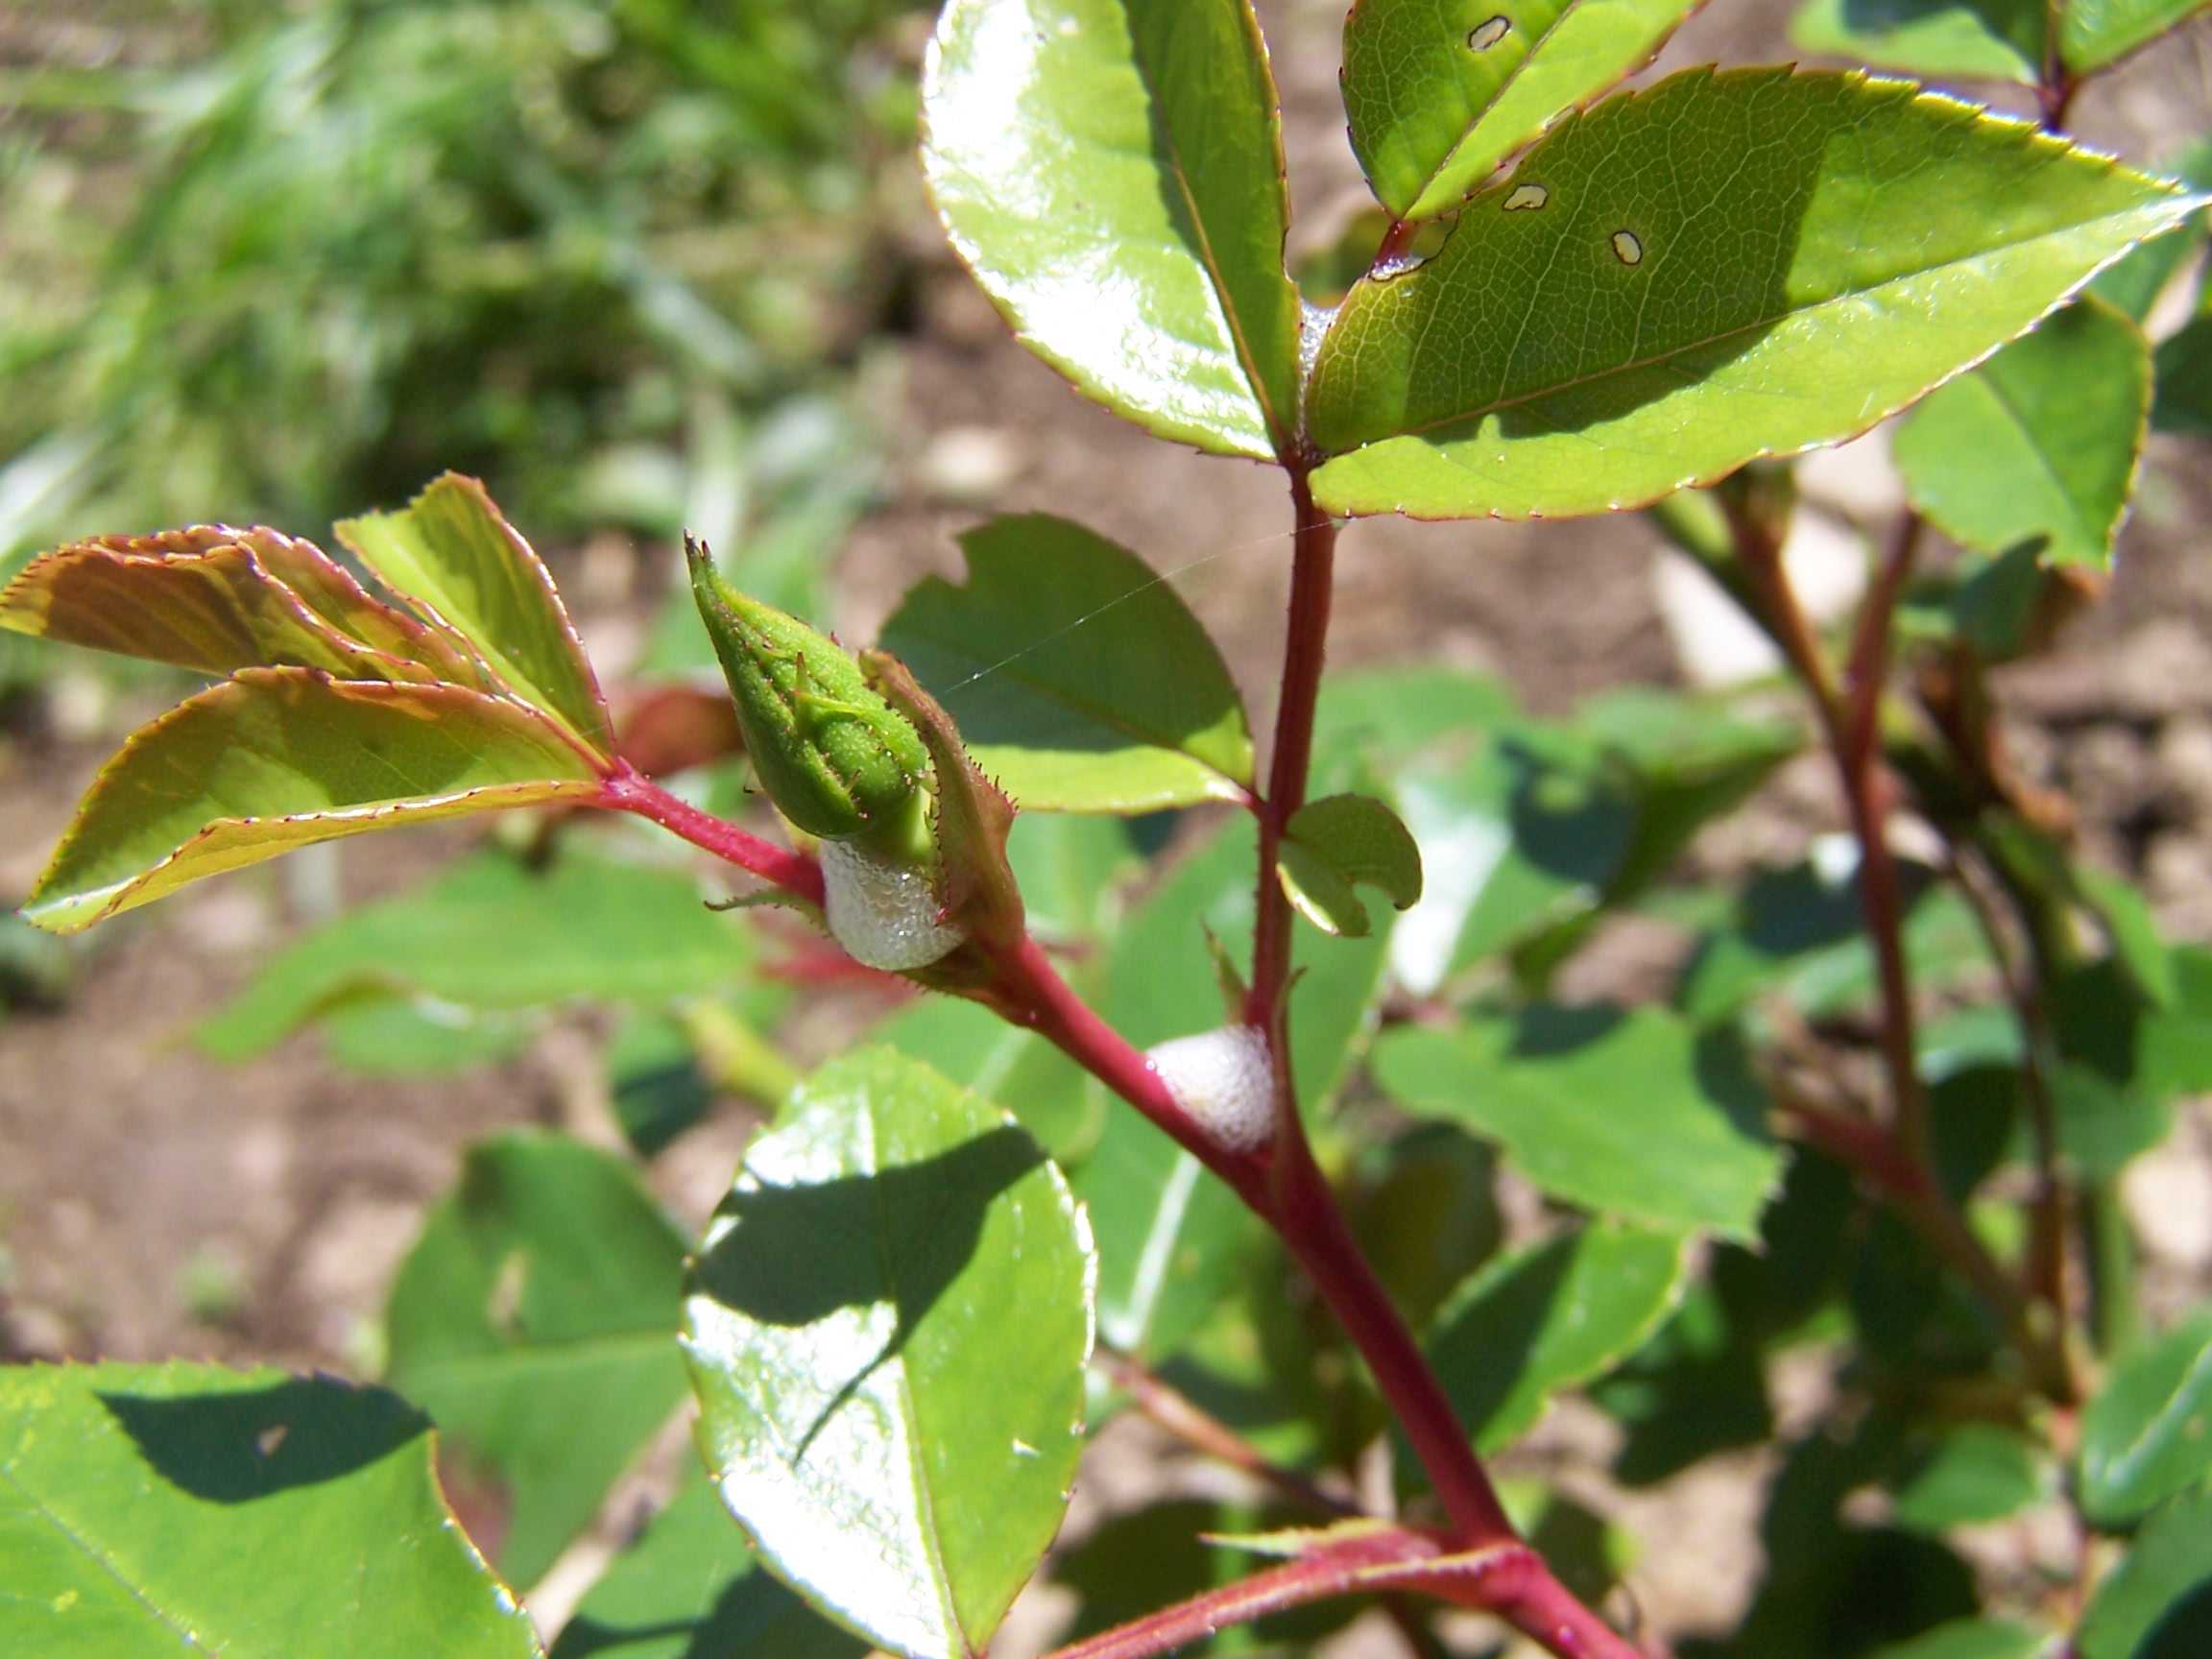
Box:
(97, 1376, 421, 1504)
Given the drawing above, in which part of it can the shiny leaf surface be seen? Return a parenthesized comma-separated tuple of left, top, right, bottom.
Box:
(549, 1477, 866, 1659)
(1343, 0, 1703, 222)
(878, 515, 1253, 812)
(22, 669, 602, 934)
(0, 1362, 538, 1658)
(1374, 1004, 1783, 1239)
(1308, 69, 2194, 520)
(681, 1048, 1092, 1659)
(386, 1132, 689, 1589)
(1895, 299, 2150, 568)
(924, 0, 1303, 459)
(337, 473, 612, 750)
(1424, 1220, 1691, 1455)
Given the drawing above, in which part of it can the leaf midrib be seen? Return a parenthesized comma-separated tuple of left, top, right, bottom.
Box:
(1410, 0, 1585, 219)
(1976, 362, 2109, 556)
(0, 1460, 213, 1651)
(1331, 198, 2176, 451)
(1131, 14, 1291, 456)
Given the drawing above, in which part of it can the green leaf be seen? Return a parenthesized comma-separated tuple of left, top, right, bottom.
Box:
(1423, 1220, 1690, 1455)
(872, 993, 1109, 1165)
(2080, 1314, 2212, 1527)
(923, 0, 1303, 460)
(1680, 855, 1992, 1023)
(196, 851, 754, 1061)
(1110, 816, 1390, 1113)
(2092, 141, 2212, 319)
(0, 525, 492, 687)
(550, 1476, 867, 1659)
(1311, 664, 1519, 780)
(878, 515, 1253, 812)
(386, 1132, 689, 1590)
(1895, 298, 2151, 569)
(2077, 869, 2176, 1010)
(2062, 1, 2212, 73)
(1373, 1004, 1783, 1239)
(607, 1010, 716, 1159)
(337, 473, 612, 751)
(1307, 69, 2196, 520)
(1351, 1124, 1505, 1330)
(1277, 792, 1423, 938)
(2079, 1489, 2212, 1659)
(320, 996, 537, 1077)
(1790, 0, 2044, 84)
(1343, 0, 1702, 223)
(682, 1048, 1092, 1659)
(2050, 960, 2186, 1176)
(1889, 1425, 2050, 1533)
(2153, 311, 2212, 435)
(22, 669, 603, 934)
(1079, 816, 1389, 1358)
(1006, 811, 1143, 945)
(0, 1361, 538, 1658)
(1872, 1621, 2053, 1659)
(1386, 733, 1636, 991)
(1594, 1284, 1775, 1485)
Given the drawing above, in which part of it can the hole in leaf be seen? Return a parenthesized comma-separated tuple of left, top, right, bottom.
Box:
(1504, 183, 1549, 212)
(1468, 16, 1510, 51)
(1611, 229, 1645, 266)
(254, 1423, 288, 1457)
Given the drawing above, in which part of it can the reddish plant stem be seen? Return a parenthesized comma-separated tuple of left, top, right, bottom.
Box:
(2039, 3, 2078, 131)
(1839, 510, 1931, 1167)
(1048, 1527, 1449, 1659)
(994, 932, 1273, 1208)
(1272, 1124, 1518, 1545)
(1371, 216, 1419, 272)
(1247, 470, 1337, 1030)
(1048, 1530, 1637, 1659)
(617, 482, 1636, 1651)
(1099, 1349, 1357, 1519)
(1004, 933, 1521, 1550)
(597, 766, 826, 904)
(1730, 509, 2077, 1400)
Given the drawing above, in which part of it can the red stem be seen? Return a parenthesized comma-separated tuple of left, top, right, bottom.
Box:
(1100, 1350, 1357, 1519)
(995, 934, 1271, 1211)
(607, 480, 1636, 1652)
(1247, 471, 1336, 1028)
(1838, 511, 1928, 1166)
(1047, 1529, 1636, 1659)
(1272, 1127, 1518, 1544)
(597, 765, 826, 904)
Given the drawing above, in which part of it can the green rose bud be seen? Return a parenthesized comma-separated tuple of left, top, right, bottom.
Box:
(687, 539, 931, 854)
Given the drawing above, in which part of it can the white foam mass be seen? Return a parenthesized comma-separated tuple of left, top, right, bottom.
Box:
(1145, 1025, 1277, 1152)
(818, 838, 963, 971)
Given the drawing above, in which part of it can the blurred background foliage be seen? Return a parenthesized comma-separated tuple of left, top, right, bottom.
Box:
(0, 0, 931, 690)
